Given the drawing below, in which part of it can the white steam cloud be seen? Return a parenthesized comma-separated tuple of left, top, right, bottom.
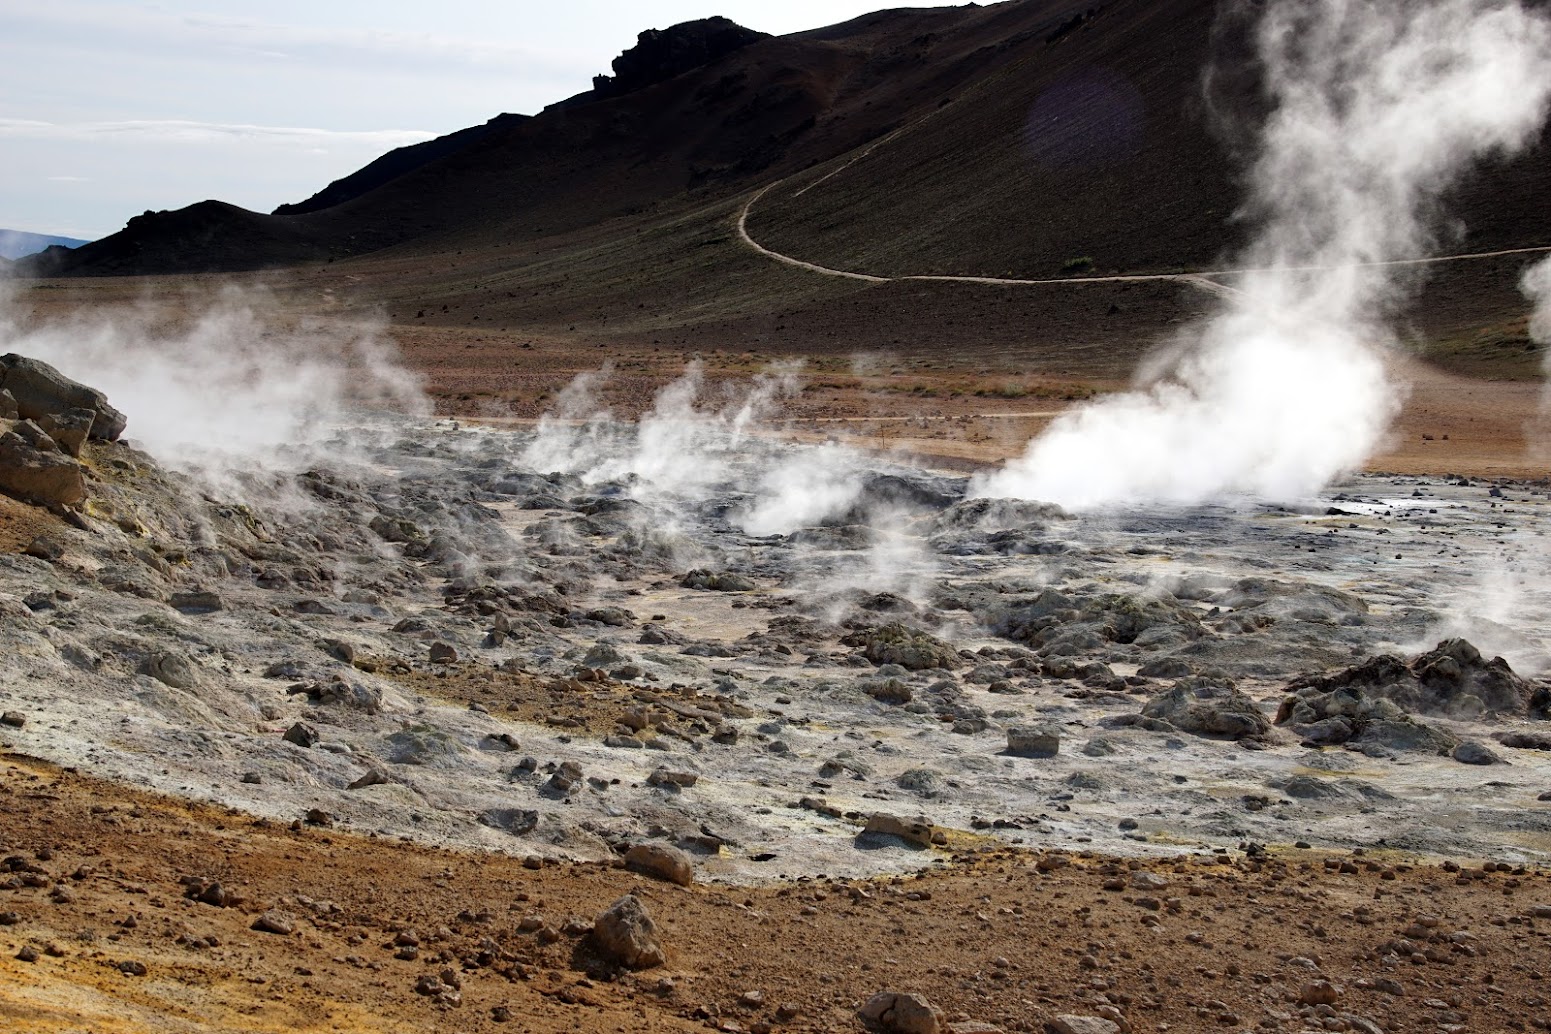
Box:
(975, 0, 1551, 508)
(1522, 255, 1551, 433)
(0, 285, 427, 477)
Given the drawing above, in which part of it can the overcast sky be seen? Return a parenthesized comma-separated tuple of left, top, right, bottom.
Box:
(0, 1, 895, 240)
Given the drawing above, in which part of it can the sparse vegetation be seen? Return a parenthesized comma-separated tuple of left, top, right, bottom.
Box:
(1061, 256, 1096, 274)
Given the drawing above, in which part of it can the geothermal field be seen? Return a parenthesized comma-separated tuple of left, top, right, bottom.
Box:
(5, 0, 1551, 1032)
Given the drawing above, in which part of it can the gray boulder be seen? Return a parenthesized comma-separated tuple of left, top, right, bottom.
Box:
(0, 353, 126, 440)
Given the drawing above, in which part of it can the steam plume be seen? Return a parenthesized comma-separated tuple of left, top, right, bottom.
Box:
(0, 285, 427, 477)
(975, 0, 1551, 508)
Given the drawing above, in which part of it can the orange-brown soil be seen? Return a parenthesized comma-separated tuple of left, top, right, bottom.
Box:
(3, 755, 1551, 1034)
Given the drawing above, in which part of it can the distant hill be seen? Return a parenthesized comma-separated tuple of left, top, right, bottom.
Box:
(0, 229, 90, 261)
(14, 1, 1550, 373)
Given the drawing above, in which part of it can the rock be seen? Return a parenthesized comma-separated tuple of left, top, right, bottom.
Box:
(625, 842, 694, 886)
(0, 711, 24, 729)
(0, 389, 15, 419)
(137, 650, 198, 690)
(1498, 731, 1551, 750)
(860, 813, 935, 849)
(22, 536, 63, 562)
(1051, 1018, 1121, 1034)
(1005, 726, 1059, 757)
(842, 623, 961, 671)
(1283, 639, 1535, 722)
(0, 426, 85, 506)
(429, 642, 459, 664)
(1299, 980, 1341, 1006)
(36, 408, 95, 458)
(283, 723, 320, 748)
(0, 353, 127, 440)
(646, 768, 698, 789)
(347, 767, 391, 790)
(593, 17, 769, 99)
(858, 992, 943, 1034)
(170, 590, 223, 613)
(591, 894, 665, 968)
(865, 679, 913, 705)
(252, 911, 295, 935)
(680, 569, 755, 592)
(1453, 740, 1503, 765)
(1142, 678, 1272, 742)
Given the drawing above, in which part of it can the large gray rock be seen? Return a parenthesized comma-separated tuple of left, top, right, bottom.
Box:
(0, 354, 126, 440)
(0, 427, 85, 506)
(624, 842, 694, 886)
(591, 894, 665, 968)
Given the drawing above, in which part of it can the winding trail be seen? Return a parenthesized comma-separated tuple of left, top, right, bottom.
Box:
(735, 155, 1551, 296)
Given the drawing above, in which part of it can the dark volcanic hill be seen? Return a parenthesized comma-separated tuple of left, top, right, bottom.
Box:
(17, 0, 1551, 374)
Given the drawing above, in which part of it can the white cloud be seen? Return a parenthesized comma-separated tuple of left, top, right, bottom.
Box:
(0, 118, 435, 148)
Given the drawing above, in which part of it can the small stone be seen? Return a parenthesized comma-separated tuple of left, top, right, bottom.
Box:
(0, 711, 25, 729)
(429, 642, 459, 664)
(252, 911, 295, 936)
(1298, 979, 1341, 1006)
(118, 960, 147, 976)
(283, 723, 319, 748)
(492, 1005, 513, 1022)
(625, 842, 695, 886)
(347, 768, 391, 790)
(861, 813, 936, 849)
(17, 945, 39, 962)
(1050, 1018, 1121, 1034)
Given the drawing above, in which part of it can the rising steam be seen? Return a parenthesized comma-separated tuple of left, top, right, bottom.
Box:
(0, 285, 427, 477)
(975, 0, 1551, 508)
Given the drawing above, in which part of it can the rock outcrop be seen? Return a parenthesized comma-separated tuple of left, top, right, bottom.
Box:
(0, 353, 126, 441)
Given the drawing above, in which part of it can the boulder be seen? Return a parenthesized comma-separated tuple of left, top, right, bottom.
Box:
(36, 408, 95, 458)
(1006, 726, 1060, 757)
(591, 894, 665, 968)
(680, 569, 755, 592)
(1283, 639, 1535, 721)
(860, 813, 935, 849)
(843, 623, 961, 671)
(0, 426, 85, 506)
(138, 650, 199, 690)
(859, 992, 943, 1034)
(1141, 677, 1272, 742)
(624, 842, 695, 886)
(0, 353, 126, 440)
(0, 389, 16, 419)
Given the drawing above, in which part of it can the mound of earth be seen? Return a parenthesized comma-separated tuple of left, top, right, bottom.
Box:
(1284, 639, 1545, 721)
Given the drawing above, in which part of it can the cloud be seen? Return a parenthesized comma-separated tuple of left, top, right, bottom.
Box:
(0, 118, 435, 148)
(4, 4, 590, 78)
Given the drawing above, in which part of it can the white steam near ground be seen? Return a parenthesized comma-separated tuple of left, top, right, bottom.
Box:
(1522, 254, 1551, 456)
(974, 0, 1551, 509)
(0, 284, 427, 482)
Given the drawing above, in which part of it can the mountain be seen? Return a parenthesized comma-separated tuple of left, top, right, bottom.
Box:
(15, 1, 1550, 374)
(0, 229, 90, 261)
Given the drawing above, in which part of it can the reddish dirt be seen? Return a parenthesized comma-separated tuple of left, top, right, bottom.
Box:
(3, 755, 1550, 1034)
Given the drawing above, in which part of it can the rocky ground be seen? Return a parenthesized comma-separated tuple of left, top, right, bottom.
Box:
(1, 356, 1550, 1032)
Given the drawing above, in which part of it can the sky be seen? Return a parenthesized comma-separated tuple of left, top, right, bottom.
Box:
(0, 1, 895, 241)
